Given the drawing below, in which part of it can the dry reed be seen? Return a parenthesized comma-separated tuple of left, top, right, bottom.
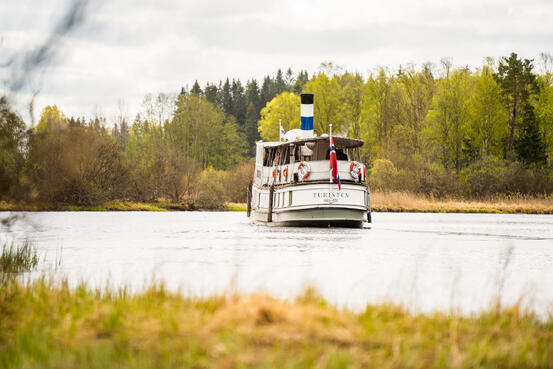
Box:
(371, 191, 553, 214)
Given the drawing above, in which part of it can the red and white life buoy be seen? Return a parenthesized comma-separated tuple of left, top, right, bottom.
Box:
(297, 161, 311, 180)
(283, 167, 288, 180)
(350, 161, 362, 181)
(272, 168, 281, 180)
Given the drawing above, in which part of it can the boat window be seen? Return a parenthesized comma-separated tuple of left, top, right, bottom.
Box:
(272, 150, 280, 166)
(325, 147, 348, 160)
(280, 146, 290, 165)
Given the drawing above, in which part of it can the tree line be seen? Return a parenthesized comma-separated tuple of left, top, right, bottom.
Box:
(1, 53, 553, 207)
(256, 54, 553, 197)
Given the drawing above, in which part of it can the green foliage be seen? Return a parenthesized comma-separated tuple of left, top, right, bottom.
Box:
(35, 105, 68, 134)
(397, 159, 464, 197)
(5, 57, 553, 207)
(461, 156, 511, 197)
(360, 68, 405, 162)
(27, 120, 128, 206)
(258, 92, 300, 141)
(337, 72, 365, 137)
(0, 97, 26, 199)
(368, 159, 399, 190)
(303, 73, 345, 135)
(467, 64, 507, 159)
(194, 167, 227, 209)
(535, 73, 553, 162)
(223, 158, 255, 203)
(245, 103, 259, 155)
(167, 94, 246, 169)
(426, 67, 472, 173)
(515, 103, 546, 166)
(495, 53, 538, 161)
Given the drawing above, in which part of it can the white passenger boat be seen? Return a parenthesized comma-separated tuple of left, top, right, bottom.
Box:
(246, 94, 371, 228)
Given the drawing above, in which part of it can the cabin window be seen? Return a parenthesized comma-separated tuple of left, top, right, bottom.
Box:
(289, 191, 293, 206)
(325, 148, 348, 160)
(281, 146, 290, 164)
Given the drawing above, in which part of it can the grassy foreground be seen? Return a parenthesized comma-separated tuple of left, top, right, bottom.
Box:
(1, 280, 552, 369)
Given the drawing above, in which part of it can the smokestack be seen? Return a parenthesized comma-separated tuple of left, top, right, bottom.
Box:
(300, 93, 314, 138)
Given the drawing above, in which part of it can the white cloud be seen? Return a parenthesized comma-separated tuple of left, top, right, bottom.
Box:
(1, 0, 552, 123)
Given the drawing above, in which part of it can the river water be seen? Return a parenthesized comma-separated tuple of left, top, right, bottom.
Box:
(2, 211, 553, 315)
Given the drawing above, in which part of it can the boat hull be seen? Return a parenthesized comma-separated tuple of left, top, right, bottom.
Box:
(252, 207, 368, 228)
(250, 182, 370, 228)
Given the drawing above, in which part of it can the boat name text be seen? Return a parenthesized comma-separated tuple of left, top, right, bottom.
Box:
(313, 192, 350, 199)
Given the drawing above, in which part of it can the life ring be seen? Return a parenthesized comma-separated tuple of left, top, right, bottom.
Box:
(283, 167, 288, 180)
(350, 161, 362, 181)
(272, 168, 281, 179)
(297, 161, 311, 180)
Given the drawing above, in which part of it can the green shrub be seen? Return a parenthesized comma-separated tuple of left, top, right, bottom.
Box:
(224, 158, 255, 203)
(194, 167, 227, 209)
(369, 159, 399, 190)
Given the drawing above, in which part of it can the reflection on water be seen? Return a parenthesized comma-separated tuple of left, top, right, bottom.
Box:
(3, 211, 553, 315)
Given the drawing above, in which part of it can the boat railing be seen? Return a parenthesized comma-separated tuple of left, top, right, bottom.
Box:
(256, 160, 365, 186)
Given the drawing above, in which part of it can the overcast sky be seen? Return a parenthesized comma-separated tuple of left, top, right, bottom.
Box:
(1, 0, 552, 124)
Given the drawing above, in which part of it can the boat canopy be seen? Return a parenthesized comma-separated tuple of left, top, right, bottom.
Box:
(260, 136, 364, 149)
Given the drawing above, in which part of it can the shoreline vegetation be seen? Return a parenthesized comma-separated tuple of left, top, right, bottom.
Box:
(1, 278, 552, 368)
(370, 191, 553, 214)
(0, 201, 248, 212)
(2, 192, 553, 214)
(2, 54, 553, 217)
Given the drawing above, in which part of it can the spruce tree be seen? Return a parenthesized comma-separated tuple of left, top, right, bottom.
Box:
(204, 83, 218, 105)
(285, 68, 294, 89)
(495, 53, 538, 160)
(515, 103, 547, 166)
(245, 79, 261, 114)
(260, 76, 274, 107)
(275, 68, 286, 94)
(292, 70, 309, 94)
(232, 79, 247, 127)
(221, 78, 233, 116)
(245, 102, 260, 156)
(190, 80, 202, 95)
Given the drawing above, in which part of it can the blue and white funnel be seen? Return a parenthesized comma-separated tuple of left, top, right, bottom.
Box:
(300, 93, 314, 138)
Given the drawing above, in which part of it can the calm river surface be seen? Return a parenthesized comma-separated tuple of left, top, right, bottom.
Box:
(3, 211, 553, 315)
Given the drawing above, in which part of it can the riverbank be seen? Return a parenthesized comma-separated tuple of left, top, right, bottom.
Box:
(2, 192, 553, 214)
(371, 191, 553, 214)
(0, 201, 243, 212)
(1, 280, 551, 368)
